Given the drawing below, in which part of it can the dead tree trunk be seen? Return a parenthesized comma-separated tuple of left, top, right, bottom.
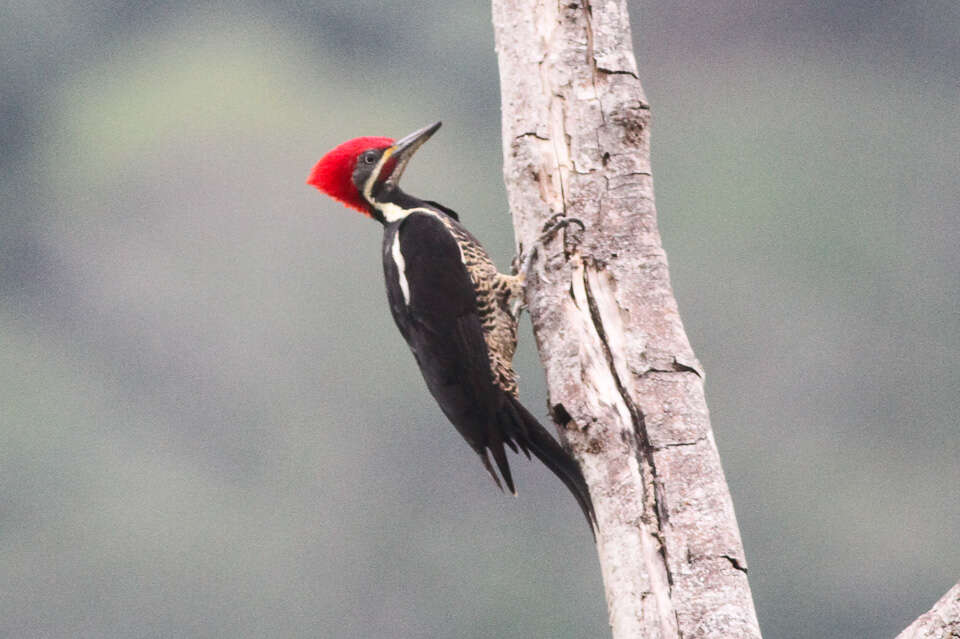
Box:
(897, 582, 960, 639)
(491, 1, 761, 636)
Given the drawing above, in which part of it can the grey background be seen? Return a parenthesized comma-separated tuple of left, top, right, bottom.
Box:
(2, 1, 958, 637)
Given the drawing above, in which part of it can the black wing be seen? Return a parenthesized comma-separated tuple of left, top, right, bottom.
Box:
(421, 199, 459, 221)
(382, 212, 514, 486)
(381, 212, 596, 529)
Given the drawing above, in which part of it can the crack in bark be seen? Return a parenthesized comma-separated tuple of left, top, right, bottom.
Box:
(552, 103, 570, 217)
(580, 263, 644, 439)
(580, 0, 609, 129)
(581, 0, 599, 83)
(580, 260, 677, 597)
(597, 66, 640, 78)
(722, 554, 749, 574)
(515, 131, 550, 141)
(604, 173, 654, 192)
(670, 359, 703, 377)
(643, 362, 704, 379)
(652, 437, 707, 452)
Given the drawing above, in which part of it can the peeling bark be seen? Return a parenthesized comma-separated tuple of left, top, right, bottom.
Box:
(897, 583, 960, 639)
(491, 0, 761, 637)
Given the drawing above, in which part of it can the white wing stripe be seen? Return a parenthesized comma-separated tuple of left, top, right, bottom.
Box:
(391, 232, 411, 306)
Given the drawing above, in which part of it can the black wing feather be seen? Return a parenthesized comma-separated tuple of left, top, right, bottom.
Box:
(383, 214, 502, 452)
(382, 212, 595, 530)
(422, 199, 460, 221)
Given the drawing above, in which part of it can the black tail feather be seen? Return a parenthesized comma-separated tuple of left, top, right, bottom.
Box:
(505, 397, 597, 533)
(489, 437, 517, 495)
(504, 400, 532, 459)
(479, 449, 504, 492)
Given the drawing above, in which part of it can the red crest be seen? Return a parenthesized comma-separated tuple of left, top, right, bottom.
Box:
(307, 136, 394, 216)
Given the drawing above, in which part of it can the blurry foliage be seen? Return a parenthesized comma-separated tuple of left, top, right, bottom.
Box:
(1, 1, 958, 637)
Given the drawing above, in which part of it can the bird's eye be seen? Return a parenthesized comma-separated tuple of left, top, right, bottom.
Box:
(362, 151, 377, 165)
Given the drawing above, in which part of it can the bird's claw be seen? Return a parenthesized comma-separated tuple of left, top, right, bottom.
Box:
(539, 213, 585, 240)
(511, 243, 525, 276)
(512, 214, 585, 284)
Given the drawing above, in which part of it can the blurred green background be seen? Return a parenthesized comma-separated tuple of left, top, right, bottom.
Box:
(1, 2, 958, 637)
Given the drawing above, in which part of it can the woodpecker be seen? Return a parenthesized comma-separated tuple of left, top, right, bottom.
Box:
(307, 121, 595, 530)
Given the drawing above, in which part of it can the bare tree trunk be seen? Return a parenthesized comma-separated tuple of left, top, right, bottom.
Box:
(897, 583, 960, 639)
(491, 1, 761, 637)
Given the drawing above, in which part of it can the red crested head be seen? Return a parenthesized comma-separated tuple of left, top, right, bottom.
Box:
(307, 136, 394, 216)
(307, 122, 442, 221)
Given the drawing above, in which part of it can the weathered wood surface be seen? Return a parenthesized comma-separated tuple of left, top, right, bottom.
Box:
(897, 582, 960, 639)
(491, 0, 762, 636)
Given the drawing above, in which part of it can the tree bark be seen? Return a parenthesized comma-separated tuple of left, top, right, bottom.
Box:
(491, 1, 761, 637)
(897, 583, 960, 639)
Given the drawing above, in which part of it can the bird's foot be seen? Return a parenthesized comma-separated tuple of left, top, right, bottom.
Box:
(540, 212, 585, 241)
(512, 214, 585, 284)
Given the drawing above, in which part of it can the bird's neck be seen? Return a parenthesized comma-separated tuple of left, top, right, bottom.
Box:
(369, 188, 431, 226)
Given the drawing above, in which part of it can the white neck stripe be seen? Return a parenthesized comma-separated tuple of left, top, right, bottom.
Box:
(378, 204, 440, 224)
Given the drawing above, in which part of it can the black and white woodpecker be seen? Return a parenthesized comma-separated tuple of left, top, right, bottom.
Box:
(307, 121, 595, 530)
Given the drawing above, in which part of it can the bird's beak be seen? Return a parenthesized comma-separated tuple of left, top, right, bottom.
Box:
(380, 121, 441, 186)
